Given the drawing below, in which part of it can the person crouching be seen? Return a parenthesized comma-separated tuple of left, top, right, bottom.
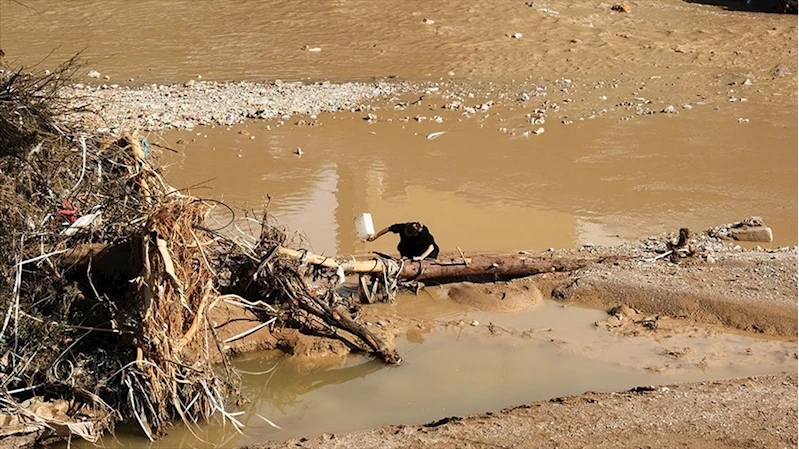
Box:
(367, 222, 439, 261)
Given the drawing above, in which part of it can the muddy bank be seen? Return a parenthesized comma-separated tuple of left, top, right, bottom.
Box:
(543, 245, 798, 337)
(236, 234, 796, 368)
(253, 373, 798, 449)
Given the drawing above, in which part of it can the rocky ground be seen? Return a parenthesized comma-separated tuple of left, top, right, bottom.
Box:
(60, 80, 406, 133)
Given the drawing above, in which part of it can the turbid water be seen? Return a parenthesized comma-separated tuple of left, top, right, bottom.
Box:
(3, 0, 797, 85)
(69, 298, 795, 448)
(158, 104, 796, 257)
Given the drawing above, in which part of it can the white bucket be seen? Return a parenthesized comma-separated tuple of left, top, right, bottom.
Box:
(355, 213, 375, 241)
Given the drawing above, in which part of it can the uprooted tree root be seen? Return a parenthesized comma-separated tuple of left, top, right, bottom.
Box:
(0, 59, 398, 446)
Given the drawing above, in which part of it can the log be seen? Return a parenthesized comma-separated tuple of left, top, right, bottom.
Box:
(396, 254, 618, 283)
(276, 247, 385, 272)
(277, 248, 617, 283)
(65, 244, 616, 284)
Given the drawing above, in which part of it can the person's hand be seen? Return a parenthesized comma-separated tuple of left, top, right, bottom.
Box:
(366, 234, 376, 242)
(412, 256, 423, 261)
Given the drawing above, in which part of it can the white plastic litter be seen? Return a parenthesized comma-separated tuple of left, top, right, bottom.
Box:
(62, 212, 102, 236)
(355, 213, 375, 241)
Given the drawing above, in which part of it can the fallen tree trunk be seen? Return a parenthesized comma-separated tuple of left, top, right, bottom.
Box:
(65, 245, 618, 284)
(395, 254, 620, 284)
(277, 248, 618, 283)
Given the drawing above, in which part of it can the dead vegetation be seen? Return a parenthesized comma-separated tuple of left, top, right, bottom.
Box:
(0, 59, 401, 447)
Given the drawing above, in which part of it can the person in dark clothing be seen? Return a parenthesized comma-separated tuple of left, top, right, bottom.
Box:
(367, 222, 439, 260)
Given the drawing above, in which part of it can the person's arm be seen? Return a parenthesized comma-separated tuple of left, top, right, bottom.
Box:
(413, 244, 435, 261)
(366, 226, 391, 242)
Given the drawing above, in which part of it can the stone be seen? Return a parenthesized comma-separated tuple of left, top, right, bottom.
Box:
(729, 226, 773, 243)
(662, 105, 677, 114)
(611, 2, 631, 13)
(470, 320, 480, 326)
(533, 127, 545, 135)
(771, 64, 791, 79)
(87, 70, 101, 79)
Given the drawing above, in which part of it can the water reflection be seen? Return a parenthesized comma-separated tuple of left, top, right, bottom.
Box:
(161, 109, 796, 259)
(236, 353, 384, 416)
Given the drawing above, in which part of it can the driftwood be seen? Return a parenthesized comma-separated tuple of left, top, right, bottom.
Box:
(66, 245, 615, 284)
(278, 247, 617, 283)
(287, 282, 401, 364)
(395, 254, 618, 283)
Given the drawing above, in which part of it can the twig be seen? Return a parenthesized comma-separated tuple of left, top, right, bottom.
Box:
(218, 293, 278, 313)
(7, 383, 43, 395)
(645, 250, 673, 263)
(126, 378, 154, 441)
(222, 318, 276, 344)
(69, 135, 87, 194)
(457, 246, 470, 266)
(255, 413, 283, 429)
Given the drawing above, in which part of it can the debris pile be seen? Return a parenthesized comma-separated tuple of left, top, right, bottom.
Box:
(0, 59, 398, 447)
(708, 216, 774, 243)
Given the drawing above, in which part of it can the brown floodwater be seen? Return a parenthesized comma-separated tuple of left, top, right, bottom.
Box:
(3, 0, 797, 84)
(158, 105, 797, 256)
(71, 298, 796, 448)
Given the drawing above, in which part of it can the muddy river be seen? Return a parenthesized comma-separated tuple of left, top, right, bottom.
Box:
(4, 0, 797, 85)
(72, 297, 795, 448)
(6, 0, 797, 447)
(158, 106, 797, 256)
